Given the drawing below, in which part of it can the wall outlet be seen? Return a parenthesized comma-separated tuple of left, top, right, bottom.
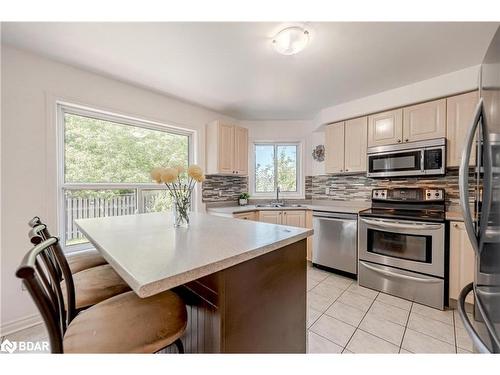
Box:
(325, 187, 330, 195)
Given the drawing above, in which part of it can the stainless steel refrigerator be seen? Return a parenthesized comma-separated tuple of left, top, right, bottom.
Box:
(458, 25, 500, 353)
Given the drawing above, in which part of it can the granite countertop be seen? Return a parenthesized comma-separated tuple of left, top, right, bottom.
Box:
(207, 201, 468, 221)
(206, 200, 371, 216)
(76, 212, 312, 298)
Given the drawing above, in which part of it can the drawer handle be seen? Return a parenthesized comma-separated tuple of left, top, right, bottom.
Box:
(360, 261, 441, 284)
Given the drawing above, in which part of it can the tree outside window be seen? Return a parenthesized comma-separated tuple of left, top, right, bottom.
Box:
(255, 143, 298, 193)
(60, 109, 191, 250)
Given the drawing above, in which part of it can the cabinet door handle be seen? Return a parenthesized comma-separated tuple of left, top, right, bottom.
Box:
(340, 169, 343, 172)
(397, 139, 402, 143)
(345, 169, 349, 172)
(405, 139, 409, 142)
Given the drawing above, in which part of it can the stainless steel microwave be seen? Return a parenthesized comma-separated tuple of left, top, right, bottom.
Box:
(367, 138, 446, 178)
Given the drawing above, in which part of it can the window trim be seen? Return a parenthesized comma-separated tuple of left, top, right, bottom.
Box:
(250, 141, 303, 199)
(56, 102, 194, 252)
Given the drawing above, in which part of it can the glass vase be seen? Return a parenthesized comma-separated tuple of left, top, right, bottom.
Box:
(172, 199, 190, 228)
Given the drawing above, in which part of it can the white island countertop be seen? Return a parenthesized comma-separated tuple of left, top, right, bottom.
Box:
(76, 212, 312, 298)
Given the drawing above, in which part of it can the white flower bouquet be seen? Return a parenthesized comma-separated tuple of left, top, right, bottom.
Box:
(151, 164, 205, 227)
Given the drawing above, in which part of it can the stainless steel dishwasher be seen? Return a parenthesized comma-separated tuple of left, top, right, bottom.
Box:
(312, 211, 358, 275)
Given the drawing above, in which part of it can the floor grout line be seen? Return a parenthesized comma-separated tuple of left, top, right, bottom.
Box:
(308, 267, 468, 354)
(308, 273, 359, 353)
(452, 307, 458, 353)
(341, 290, 380, 353)
(398, 302, 413, 353)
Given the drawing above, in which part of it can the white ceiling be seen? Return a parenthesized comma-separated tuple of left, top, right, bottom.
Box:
(2, 22, 498, 120)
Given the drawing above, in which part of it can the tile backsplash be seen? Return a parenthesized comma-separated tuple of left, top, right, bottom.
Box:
(305, 169, 475, 206)
(202, 175, 248, 202)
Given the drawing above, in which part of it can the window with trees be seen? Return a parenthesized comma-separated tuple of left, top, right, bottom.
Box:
(254, 143, 300, 195)
(58, 104, 192, 251)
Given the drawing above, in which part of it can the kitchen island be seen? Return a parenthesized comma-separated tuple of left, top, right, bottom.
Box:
(76, 212, 312, 353)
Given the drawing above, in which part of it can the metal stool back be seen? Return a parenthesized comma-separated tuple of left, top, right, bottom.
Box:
(17, 231, 77, 353)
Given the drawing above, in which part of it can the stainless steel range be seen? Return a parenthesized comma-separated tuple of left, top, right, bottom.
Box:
(358, 187, 446, 310)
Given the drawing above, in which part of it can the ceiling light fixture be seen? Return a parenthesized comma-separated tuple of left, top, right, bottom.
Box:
(272, 26, 309, 56)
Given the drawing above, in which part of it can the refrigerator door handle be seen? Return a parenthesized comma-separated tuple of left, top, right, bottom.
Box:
(457, 283, 491, 353)
(459, 98, 483, 256)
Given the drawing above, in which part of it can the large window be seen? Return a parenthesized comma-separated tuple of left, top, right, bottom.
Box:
(58, 104, 192, 251)
(254, 143, 300, 196)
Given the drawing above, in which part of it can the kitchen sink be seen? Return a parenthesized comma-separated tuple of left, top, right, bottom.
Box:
(255, 203, 305, 208)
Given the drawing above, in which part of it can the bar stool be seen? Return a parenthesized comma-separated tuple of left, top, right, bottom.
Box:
(29, 224, 131, 312)
(17, 234, 187, 353)
(28, 217, 107, 274)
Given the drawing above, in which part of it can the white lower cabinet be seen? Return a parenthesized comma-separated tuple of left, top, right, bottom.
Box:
(258, 210, 283, 225)
(449, 221, 476, 304)
(282, 211, 306, 227)
(257, 210, 306, 227)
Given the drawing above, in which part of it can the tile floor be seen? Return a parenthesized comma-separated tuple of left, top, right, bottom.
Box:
(1, 265, 477, 354)
(307, 265, 476, 353)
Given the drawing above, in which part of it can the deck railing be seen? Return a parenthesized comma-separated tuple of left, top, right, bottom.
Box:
(65, 193, 137, 243)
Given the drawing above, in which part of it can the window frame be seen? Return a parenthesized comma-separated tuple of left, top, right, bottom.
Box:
(251, 141, 303, 199)
(56, 102, 194, 253)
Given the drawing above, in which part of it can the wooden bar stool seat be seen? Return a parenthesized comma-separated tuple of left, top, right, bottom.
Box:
(28, 216, 107, 274)
(63, 290, 187, 353)
(61, 264, 131, 310)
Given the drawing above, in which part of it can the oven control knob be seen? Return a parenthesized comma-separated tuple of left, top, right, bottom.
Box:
(427, 192, 431, 197)
(375, 192, 379, 196)
(435, 192, 440, 197)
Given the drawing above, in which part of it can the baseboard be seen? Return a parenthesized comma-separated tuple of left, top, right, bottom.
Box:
(0, 313, 42, 337)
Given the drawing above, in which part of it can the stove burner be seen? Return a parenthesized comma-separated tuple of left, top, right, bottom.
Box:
(360, 187, 446, 223)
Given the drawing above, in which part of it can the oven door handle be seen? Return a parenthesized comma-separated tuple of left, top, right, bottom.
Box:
(360, 218, 443, 231)
(359, 261, 441, 284)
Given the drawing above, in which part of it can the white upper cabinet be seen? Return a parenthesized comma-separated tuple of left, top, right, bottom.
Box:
(325, 121, 345, 174)
(234, 126, 249, 175)
(367, 109, 403, 147)
(326, 118, 368, 174)
(344, 117, 368, 173)
(206, 121, 248, 175)
(402, 99, 446, 143)
(446, 91, 479, 167)
(217, 122, 235, 174)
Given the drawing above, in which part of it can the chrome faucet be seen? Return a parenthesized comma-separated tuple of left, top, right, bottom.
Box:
(270, 186, 283, 207)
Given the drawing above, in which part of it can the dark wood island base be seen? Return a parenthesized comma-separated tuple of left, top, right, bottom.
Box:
(175, 239, 307, 353)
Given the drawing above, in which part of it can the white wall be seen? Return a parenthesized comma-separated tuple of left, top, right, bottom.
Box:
(315, 65, 480, 129)
(0, 45, 236, 333)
